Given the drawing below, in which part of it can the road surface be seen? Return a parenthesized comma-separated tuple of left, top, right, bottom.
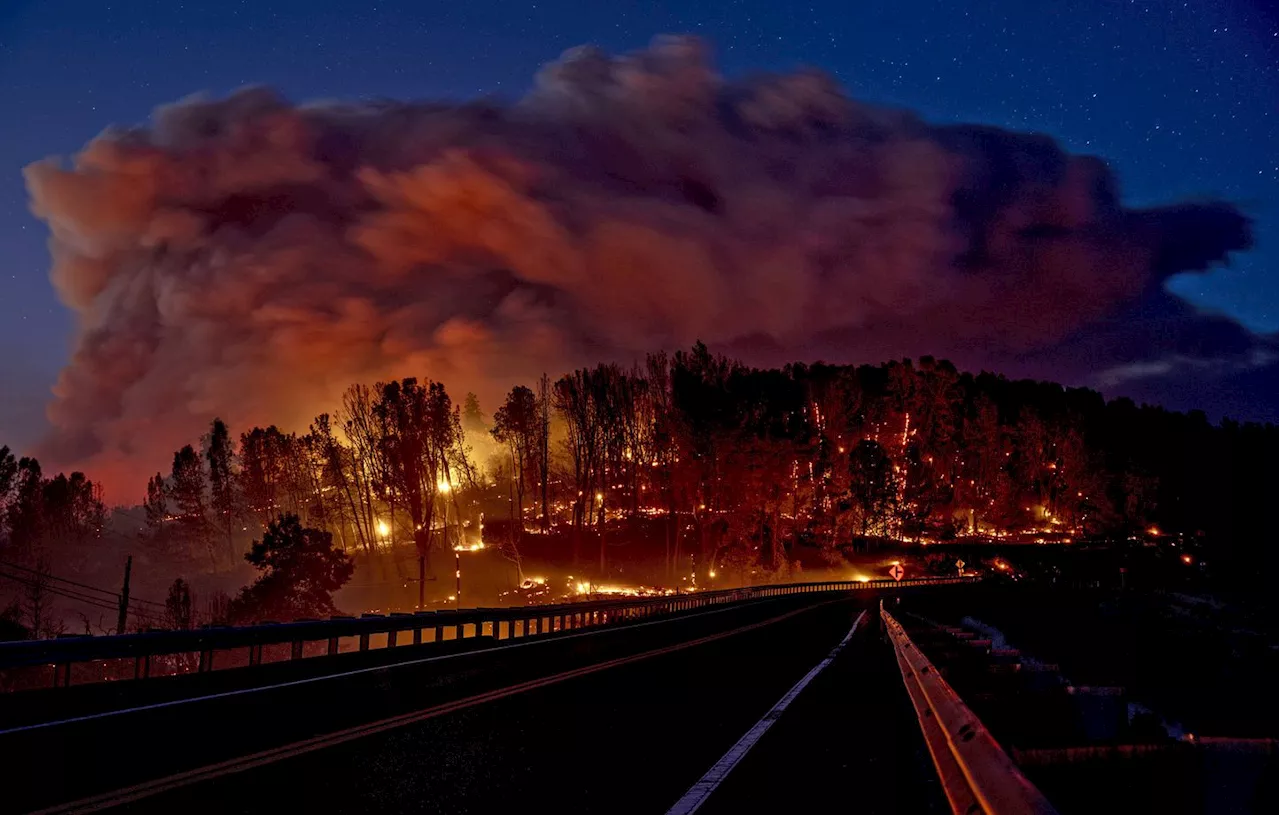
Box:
(3, 593, 947, 814)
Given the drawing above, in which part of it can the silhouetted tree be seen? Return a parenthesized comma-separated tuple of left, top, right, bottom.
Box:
(847, 440, 896, 539)
(228, 514, 354, 623)
(205, 418, 239, 560)
(171, 445, 214, 564)
(373, 378, 462, 585)
(143, 473, 168, 531)
(0, 446, 16, 519)
(462, 392, 488, 435)
(2, 456, 104, 559)
(493, 386, 539, 533)
(535, 373, 552, 531)
(164, 578, 194, 630)
(238, 426, 289, 526)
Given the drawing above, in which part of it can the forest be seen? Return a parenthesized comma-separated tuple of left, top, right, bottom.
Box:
(2, 344, 1275, 633)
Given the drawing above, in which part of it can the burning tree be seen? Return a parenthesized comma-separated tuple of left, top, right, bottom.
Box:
(369, 378, 464, 600)
(492, 386, 539, 535)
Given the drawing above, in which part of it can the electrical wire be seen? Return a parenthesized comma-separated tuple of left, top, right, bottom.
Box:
(0, 572, 120, 613)
(0, 559, 164, 608)
(0, 570, 158, 618)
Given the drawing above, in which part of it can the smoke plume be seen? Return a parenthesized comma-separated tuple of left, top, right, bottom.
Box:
(24, 36, 1269, 500)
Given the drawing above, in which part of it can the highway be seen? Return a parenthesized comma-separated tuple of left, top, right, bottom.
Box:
(1, 592, 948, 814)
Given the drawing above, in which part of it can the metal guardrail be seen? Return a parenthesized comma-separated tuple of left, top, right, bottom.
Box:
(0, 576, 976, 690)
(881, 601, 1058, 815)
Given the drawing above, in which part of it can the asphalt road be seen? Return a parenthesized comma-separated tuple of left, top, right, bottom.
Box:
(4, 592, 946, 814)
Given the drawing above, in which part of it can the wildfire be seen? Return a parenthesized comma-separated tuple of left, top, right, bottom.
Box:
(570, 579, 675, 598)
(454, 541, 486, 552)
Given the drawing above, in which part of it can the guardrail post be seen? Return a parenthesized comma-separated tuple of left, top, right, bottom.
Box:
(198, 649, 214, 672)
(358, 633, 370, 652)
(248, 644, 262, 666)
(134, 654, 151, 679)
(53, 662, 71, 687)
(290, 641, 303, 660)
(328, 636, 339, 656)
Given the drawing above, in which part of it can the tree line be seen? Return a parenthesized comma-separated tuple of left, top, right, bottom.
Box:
(4, 344, 1275, 607)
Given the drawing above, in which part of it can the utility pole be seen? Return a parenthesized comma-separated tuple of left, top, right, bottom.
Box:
(116, 555, 132, 635)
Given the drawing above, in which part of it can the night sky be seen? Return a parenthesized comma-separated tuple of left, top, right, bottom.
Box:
(1, 0, 1275, 453)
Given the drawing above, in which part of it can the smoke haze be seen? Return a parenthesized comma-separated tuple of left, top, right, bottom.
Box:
(24, 36, 1271, 500)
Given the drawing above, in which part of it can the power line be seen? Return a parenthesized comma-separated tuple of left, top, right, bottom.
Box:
(0, 570, 115, 608)
(0, 559, 163, 608)
(0, 569, 167, 620)
(0, 570, 121, 614)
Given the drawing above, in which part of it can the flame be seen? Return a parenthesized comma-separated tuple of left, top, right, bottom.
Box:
(570, 579, 675, 598)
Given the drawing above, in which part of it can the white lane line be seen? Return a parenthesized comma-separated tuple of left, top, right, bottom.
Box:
(0, 596, 778, 737)
(664, 609, 867, 815)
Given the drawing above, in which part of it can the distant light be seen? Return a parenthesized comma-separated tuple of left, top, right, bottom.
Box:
(1181, 554, 1193, 565)
(376, 520, 391, 537)
(437, 479, 452, 494)
(1147, 526, 1160, 536)
(708, 570, 717, 579)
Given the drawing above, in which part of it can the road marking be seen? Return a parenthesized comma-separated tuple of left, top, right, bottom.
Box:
(29, 600, 845, 814)
(1, 595, 781, 737)
(664, 609, 868, 815)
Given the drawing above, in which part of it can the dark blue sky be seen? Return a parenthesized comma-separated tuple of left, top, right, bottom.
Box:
(0, 0, 1275, 449)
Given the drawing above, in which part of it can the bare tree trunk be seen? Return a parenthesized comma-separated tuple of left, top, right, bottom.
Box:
(538, 373, 551, 532)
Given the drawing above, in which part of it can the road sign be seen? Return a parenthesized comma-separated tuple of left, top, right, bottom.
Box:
(888, 563, 904, 581)
(955, 559, 965, 569)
